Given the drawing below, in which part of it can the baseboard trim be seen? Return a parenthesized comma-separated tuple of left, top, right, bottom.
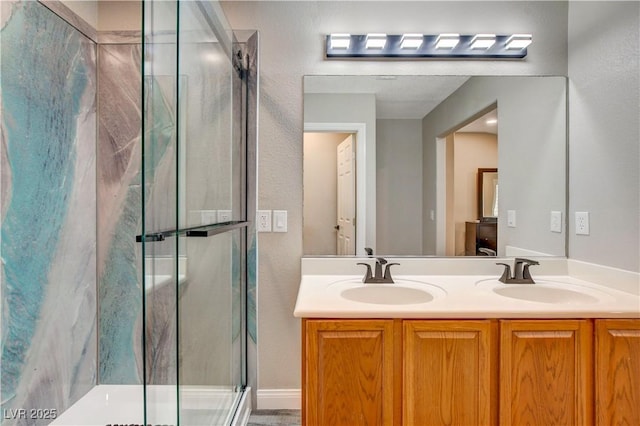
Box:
(256, 389, 301, 410)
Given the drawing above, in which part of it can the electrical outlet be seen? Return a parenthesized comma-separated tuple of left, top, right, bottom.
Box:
(550, 211, 562, 233)
(575, 211, 590, 235)
(257, 210, 272, 232)
(507, 210, 516, 228)
(217, 210, 232, 223)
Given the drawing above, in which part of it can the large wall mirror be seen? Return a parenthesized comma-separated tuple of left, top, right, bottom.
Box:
(303, 75, 567, 258)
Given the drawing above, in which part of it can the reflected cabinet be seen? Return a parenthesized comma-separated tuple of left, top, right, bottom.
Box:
(302, 318, 640, 426)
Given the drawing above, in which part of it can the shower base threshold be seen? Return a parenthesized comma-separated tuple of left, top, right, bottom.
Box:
(51, 384, 246, 425)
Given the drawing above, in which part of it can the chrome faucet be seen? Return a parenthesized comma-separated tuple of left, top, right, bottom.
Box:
(357, 257, 399, 284)
(496, 258, 540, 284)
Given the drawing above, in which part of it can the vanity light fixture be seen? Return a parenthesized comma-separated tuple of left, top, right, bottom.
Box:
(366, 33, 387, 49)
(435, 33, 460, 49)
(330, 33, 351, 49)
(400, 34, 424, 49)
(470, 34, 496, 49)
(505, 34, 532, 50)
(325, 33, 531, 59)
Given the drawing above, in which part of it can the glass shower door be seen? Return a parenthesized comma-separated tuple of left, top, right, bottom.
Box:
(141, 0, 249, 424)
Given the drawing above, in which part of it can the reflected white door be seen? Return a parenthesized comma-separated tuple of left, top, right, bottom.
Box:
(337, 135, 356, 255)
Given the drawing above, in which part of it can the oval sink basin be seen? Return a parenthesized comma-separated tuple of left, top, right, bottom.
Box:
(341, 285, 434, 305)
(493, 285, 600, 304)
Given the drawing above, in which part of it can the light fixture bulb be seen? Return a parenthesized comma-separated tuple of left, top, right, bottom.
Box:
(400, 34, 424, 49)
(505, 34, 532, 50)
(366, 33, 387, 49)
(330, 33, 351, 49)
(470, 34, 496, 49)
(486, 118, 498, 125)
(435, 33, 460, 49)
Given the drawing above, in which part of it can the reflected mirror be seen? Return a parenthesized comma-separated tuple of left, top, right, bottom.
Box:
(303, 75, 567, 258)
(478, 168, 498, 219)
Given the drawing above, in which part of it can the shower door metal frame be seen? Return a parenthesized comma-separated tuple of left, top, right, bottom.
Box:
(140, 0, 257, 423)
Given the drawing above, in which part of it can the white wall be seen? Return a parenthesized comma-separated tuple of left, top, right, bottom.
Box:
(60, 0, 98, 29)
(568, 1, 640, 273)
(220, 0, 568, 394)
(60, 1, 141, 32)
(377, 119, 423, 255)
(98, 1, 141, 32)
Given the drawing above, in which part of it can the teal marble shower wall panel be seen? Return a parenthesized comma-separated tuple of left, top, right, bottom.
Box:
(0, 0, 97, 419)
(97, 43, 144, 385)
(97, 46, 177, 385)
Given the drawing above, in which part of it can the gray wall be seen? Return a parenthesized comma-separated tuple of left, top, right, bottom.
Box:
(221, 0, 569, 392)
(304, 93, 377, 252)
(422, 76, 567, 257)
(377, 119, 423, 255)
(568, 1, 640, 272)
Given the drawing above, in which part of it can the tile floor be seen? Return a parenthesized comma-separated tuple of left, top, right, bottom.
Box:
(247, 409, 301, 425)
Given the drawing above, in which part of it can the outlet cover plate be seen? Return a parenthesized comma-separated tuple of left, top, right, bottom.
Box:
(257, 210, 272, 232)
(575, 211, 590, 235)
(507, 210, 516, 228)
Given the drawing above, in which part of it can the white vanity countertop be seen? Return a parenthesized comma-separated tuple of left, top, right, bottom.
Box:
(293, 274, 640, 319)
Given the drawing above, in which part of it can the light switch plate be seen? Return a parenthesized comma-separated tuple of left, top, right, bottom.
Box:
(257, 210, 272, 232)
(273, 210, 287, 233)
(201, 210, 217, 225)
(507, 210, 516, 228)
(550, 211, 562, 233)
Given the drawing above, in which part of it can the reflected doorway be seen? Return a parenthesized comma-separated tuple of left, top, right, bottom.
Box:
(443, 108, 498, 256)
(303, 132, 357, 255)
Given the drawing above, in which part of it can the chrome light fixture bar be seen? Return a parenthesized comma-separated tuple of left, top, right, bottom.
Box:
(366, 33, 388, 49)
(470, 34, 496, 49)
(505, 34, 533, 50)
(435, 33, 460, 49)
(326, 33, 531, 58)
(329, 33, 351, 49)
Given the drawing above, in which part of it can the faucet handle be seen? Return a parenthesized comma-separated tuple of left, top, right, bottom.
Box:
(376, 257, 388, 265)
(521, 259, 539, 282)
(496, 263, 512, 283)
(514, 258, 539, 280)
(383, 263, 400, 281)
(357, 263, 373, 282)
(364, 247, 373, 256)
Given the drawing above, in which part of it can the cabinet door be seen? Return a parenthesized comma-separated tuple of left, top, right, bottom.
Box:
(596, 319, 640, 426)
(403, 320, 498, 426)
(303, 319, 398, 426)
(500, 320, 593, 426)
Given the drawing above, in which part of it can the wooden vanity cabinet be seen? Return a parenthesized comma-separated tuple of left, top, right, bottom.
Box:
(302, 319, 401, 426)
(302, 319, 496, 426)
(595, 319, 640, 425)
(403, 320, 498, 426)
(500, 320, 593, 426)
(303, 318, 640, 426)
